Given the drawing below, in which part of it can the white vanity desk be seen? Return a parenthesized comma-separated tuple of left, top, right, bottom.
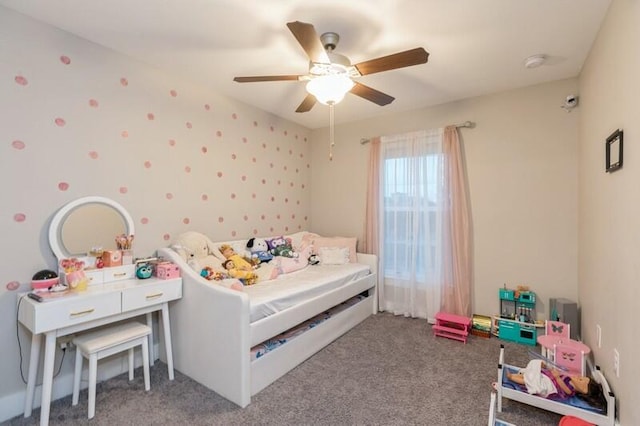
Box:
(19, 276, 182, 426)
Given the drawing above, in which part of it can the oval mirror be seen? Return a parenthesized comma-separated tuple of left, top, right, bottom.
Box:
(49, 196, 135, 260)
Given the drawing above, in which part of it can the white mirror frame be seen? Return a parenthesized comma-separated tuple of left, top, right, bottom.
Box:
(48, 196, 135, 260)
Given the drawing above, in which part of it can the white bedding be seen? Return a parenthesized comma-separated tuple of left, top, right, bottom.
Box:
(245, 263, 371, 322)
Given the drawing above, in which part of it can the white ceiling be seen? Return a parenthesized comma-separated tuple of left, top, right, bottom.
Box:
(1, 0, 611, 129)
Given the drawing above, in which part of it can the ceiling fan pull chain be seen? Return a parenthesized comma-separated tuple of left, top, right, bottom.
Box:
(329, 103, 335, 161)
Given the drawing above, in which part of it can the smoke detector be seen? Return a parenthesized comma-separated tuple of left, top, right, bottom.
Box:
(524, 54, 546, 69)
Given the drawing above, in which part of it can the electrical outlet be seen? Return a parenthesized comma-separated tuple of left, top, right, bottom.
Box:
(613, 348, 620, 378)
(596, 324, 602, 348)
(58, 335, 74, 350)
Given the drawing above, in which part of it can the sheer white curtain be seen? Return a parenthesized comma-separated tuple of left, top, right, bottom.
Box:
(378, 129, 445, 319)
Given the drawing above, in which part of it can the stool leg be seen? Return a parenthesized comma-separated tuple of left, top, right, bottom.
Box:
(142, 338, 150, 391)
(88, 353, 98, 419)
(72, 349, 83, 406)
(128, 348, 134, 381)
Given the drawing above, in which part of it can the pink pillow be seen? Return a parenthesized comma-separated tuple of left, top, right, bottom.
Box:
(312, 236, 357, 263)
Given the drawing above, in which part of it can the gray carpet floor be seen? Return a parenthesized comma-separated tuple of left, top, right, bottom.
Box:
(6, 313, 562, 425)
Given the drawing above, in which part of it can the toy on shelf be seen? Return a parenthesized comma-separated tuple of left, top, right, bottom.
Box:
(496, 284, 540, 346)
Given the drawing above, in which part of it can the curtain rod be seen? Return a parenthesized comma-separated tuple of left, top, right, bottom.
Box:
(359, 121, 476, 145)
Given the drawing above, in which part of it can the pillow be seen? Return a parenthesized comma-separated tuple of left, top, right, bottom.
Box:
(317, 246, 350, 265)
(312, 236, 357, 263)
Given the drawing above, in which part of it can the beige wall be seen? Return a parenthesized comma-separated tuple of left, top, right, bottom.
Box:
(579, 0, 639, 423)
(310, 78, 579, 323)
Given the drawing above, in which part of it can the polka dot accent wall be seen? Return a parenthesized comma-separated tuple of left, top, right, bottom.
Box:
(0, 10, 311, 294)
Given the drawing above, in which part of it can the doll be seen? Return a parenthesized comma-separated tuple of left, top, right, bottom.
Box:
(223, 259, 258, 286)
(219, 245, 258, 270)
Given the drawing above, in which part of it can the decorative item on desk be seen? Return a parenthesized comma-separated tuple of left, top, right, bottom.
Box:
(155, 262, 180, 279)
(115, 234, 134, 265)
(102, 250, 122, 267)
(31, 269, 60, 291)
(60, 257, 89, 291)
(135, 262, 153, 279)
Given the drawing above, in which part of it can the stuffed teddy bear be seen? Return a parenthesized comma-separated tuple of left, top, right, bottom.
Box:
(267, 236, 298, 258)
(246, 237, 274, 263)
(171, 232, 243, 291)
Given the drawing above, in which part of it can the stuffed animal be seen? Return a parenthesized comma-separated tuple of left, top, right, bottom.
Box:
(246, 237, 274, 263)
(267, 236, 298, 258)
(172, 232, 243, 291)
(308, 254, 320, 265)
(223, 259, 258, 285)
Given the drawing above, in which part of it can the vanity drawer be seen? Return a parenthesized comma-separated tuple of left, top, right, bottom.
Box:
(29, 292, 121, 334)
(122, 280, 182, 311)
(103, 265, 135, 282)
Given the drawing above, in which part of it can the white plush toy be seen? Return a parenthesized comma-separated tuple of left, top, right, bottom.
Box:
(171, 231, 243, 291)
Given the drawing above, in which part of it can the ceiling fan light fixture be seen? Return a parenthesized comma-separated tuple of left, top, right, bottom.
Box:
(524, 54, 546, 69)
(306, 74, 354, 105)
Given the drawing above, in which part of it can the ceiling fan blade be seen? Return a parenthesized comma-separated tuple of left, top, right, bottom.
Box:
(233, 75, 303, 83)
(286, 21, 331, 64)
(350, 82, 395, 106)
(354, 47, 429, 76)
(295, 94, 317, 113)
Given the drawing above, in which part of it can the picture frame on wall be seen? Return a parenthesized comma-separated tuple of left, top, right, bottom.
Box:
(605, 129, 623, 173)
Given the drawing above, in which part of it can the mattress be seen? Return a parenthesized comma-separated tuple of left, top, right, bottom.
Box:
(244, 262, 371, 323)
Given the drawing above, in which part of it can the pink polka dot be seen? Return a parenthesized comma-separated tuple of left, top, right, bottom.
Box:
(242, 137, 247, 143)
(201, 194, 208, 201)
(230, 193, 236, 199)
(262, 143, 267, 149)
(183, 217, 190, 224)
(284, 130, 288, 136)
(217, 171, 223, 178)
(58, 182, 69, 191)
(270, 126, 274, 132)
(252, 157, 257, 163)
(252, 193, 256, 199)
(184, 166, 191, 173)
(285, 226, 289, 232)
(231, 230, 237, 237)
(164, 233, 171, 240)
(6, 281, 20, 291)
(276, 147, 280, 152)
(231, 154, 236, 160)
(300, 153, 304, 158)
(169, 139, 176, 146)
(60, 55, 71, 65)
(166, 193, 173, 200)
(14, 213, 26, 222)
(121, 130, 129, 138)
(147, 113, 155, 120)
(120, 77, 129, 86)
(261, 179, 266, 184)
(261, 214, 265, 220)
(144, 161, 152, 168)
(141, 217, 149, 224)
(186, 122, 192, 129)
(301, 184, 305, 189)
(232, 113, 237, 120)
(216, 130, 222, 137)
(243, 215, 248, 221)
(89, 99, 99, 108)
(15, 75, 28, 86)
(297, 200, 300, 205)
(307, 164, 310, 168)
(204, 104, 211, 111)
(170, 89, 177, 97)
(55, 118, 66, 127)
(304, 137, 308, 142)
(253, 229, 258, 235)
(270, 227, 274, 232)
(12, 140, 25, 150)
(270, 163, 274, 168)
(304, 216, 308, 221)
(285, 198, 289, 203)
(119, 187, 128, 194)
(290, 182, 294, 187)
(270, 196, 275, 202)
(277, 180, 281, 185)
(289, 149, 293, 155)
(201, 146, 207, 153)
(298, 225, 302, 230)
(292, 214, 296, 219)
(295, 134, 299, 139)
(277, 214, 281, 220)
(253, 121, 258, 127)
(218, 217, 224, 223)
(89, 151, 99, 159)
(296, 168, 299, 173)
(241, 175, 246, 181)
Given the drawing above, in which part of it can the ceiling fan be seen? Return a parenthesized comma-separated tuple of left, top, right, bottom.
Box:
(233, 21, 429, 113)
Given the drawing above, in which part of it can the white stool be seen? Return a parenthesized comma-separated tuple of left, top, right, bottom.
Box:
(72, 322, 151, 419)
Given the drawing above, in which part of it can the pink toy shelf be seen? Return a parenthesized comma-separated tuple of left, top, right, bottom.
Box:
(433, 311, 471, 343)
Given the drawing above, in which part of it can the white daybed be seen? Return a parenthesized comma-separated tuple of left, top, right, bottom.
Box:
(157, 234, 377, 407)
(497, 344, 616, 426)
